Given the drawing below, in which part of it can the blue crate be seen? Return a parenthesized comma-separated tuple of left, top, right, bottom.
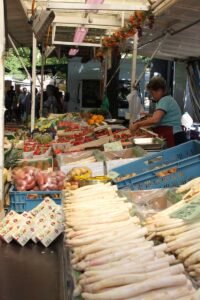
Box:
(112, 141, 200, 177)
(115, 155, 200, 190)
(9, 186, 62, 213)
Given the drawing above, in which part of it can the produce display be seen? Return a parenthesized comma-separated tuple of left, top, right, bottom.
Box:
(63, 183, 196, 299)
(146, 177, 200, 282)
(4, 137, 12, 150)
(18, 157, 53, 171)
(4, 147, 23, 169)
(67, 167, 92, 181)
(4, 114, 200, 300)
(23, 144, 35, 153)
(0, 197, 64, 246)
(56, 151, 99, 168)
(33, 133, 53, 144)
(12, 166, 65, 191)
(63, 167, 94, 190)
(87, 114, 105, 125)
(33, 145, 51, 156)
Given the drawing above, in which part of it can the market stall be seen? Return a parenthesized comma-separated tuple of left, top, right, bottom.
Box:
(1, 110, 200, 299)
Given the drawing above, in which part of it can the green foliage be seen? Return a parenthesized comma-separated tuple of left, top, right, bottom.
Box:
(5, 48, 31, 80)
(4, 147, 23, 169)
(5, 47, 68, 80)
(46, 55, 68, 65)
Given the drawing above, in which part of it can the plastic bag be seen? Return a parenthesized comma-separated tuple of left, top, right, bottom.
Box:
(119, 189, 173, 220)
(127, 90, 144, 123)
(101, 95, 110, 111)
(181, 112, 193, 129)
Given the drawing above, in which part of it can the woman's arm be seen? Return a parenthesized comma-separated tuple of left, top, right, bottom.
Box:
(130, 110, 165, 131)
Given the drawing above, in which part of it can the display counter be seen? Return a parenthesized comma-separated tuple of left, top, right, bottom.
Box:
(0, 235, 72, 300)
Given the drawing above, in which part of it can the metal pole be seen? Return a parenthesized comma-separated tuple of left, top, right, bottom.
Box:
(40, 45, 45, 117)
(31, 34, 37, 132)
(106, 53, 128, 89)
(8, 34, 32, 81)
(136, 33, 169, 87)
(0, 0, 5, 212)
(103, 51, 108, 92)
(131, 32, 138, 91)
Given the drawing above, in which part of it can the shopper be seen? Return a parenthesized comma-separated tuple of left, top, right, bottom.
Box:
(46, 95, 57, 114)
(19, 87, 28, 122)
(63, 92, 70, 113)
(55, 87, 63, 113)
(5, 86, 15, 121)
(14, 86, 21, 123)
(130, 76, 186, 147)
(24, 91, 32, 122)
(35, 88, 40, 119)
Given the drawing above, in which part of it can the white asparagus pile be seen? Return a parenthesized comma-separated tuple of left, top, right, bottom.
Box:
(146, 178, 200, 281)
(63, 183, 195, 299)
(176, 177, 200, 201)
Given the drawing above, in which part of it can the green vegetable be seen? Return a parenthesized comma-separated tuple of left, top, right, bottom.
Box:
(4, 147, 23, 169)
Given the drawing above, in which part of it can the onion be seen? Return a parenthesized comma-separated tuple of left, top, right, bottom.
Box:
(26, 180, 36, 190)
(15, 179, 26, 187)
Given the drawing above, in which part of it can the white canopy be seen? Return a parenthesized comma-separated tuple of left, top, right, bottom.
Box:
(6, 0, 200, 61)
(139, 0, 200, 60)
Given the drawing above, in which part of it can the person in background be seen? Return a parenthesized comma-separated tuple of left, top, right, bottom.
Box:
(63, 92, 70, 113)
(19, 87, 28, 122)
(35, 88, 40, 119)
(22, 89, 39, 121)
(13, 86, 21, 123)
(44, 85, 58, 115)
(130, 76, 186, 147)
(24, 91, 31, 122)
(5, 86, 15, 121)
(55, 87, 63, 113)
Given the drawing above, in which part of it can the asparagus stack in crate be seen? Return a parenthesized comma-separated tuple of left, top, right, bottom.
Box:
(63, 183, 196, 299)
(146, 177, 200, 282)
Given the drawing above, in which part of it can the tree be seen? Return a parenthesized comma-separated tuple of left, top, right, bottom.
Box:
(5, 47, 68, 80)
(5, 48, 31, 80)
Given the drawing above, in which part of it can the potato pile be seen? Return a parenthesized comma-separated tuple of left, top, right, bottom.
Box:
(12, 166, 65, 191)
(63, 167, 93, 191)
(67, 167, 92, 181)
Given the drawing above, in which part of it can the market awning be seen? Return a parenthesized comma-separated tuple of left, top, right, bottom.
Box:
(6, 0, 200, 61)
(18, 0, 150, 51)
(6, 0, 32, 47)
(138, 0, 200, 60)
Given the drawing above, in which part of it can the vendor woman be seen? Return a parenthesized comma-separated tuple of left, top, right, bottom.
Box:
(130, 76, 186, 147)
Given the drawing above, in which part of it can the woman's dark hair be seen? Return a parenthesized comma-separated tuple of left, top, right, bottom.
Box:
(147, 76, 166, 92)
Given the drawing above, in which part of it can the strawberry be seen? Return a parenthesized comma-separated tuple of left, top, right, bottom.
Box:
(34, 148, 40, 155)
(54, 149, 62, 154)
